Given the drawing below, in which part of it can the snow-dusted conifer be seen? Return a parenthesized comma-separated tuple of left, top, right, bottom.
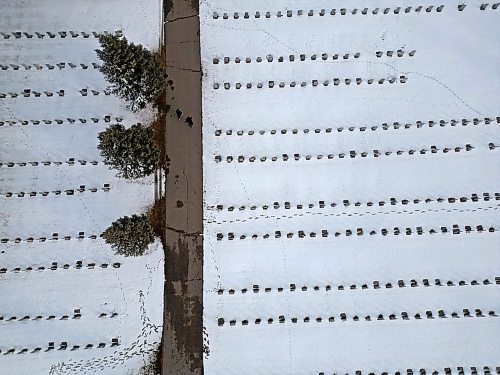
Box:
(96, 34, 165, 111)
(98, 123, 159, 179)
(102, 214, 154, 256)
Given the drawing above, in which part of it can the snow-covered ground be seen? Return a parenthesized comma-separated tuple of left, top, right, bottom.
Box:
(200, 1, 500, 374)
(0, 1, 164, 374)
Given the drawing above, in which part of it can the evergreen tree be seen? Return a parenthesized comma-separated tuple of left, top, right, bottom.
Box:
(96, 34, 166, 111)
(98, 123, 159, 179)
(102, 215, 154, 257)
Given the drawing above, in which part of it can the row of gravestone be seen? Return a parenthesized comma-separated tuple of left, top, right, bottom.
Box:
(214, 52, 361, 64)
(212, 50, 415, 64)
(4, 184, 111, 197)
(213, 143, 490, 163)
(0, 310, 120, 322)
(212, 192, 500, 212)
(212, 5, 448, 19)
(1, 310, 82, 322)
(0, 30, 121, 39)
(0, 339, 119, 355)
(217, 308, 497, 326)
(0, 63, 100, 70)
(0, 262, 121, 273)
(214, 116, 500, 137)
(1, 159, 99, 167)
(1, 232, 100, 243)
(216, 225, 497, 240)
(213, 76, 408, 89)
(212, 4, 500, 19)
(0, 88, 109, 98)
(318, 366, 499, 375)
(216, 277, 500, 295)
(0, 116, 123, 126)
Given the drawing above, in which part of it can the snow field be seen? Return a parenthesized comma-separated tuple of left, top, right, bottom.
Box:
(201, 0, 500, 373)
(0, 1, 163, 374)
(0, 174, 153, 238)
(208, 319, 499, 375)
(204, 233, 499, 288)
(205, 152, 499, 204)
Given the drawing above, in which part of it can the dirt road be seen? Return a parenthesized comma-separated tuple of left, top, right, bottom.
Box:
(162, 0, 203, 374)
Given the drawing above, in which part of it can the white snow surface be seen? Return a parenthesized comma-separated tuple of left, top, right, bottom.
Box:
(200, 1, 500, 374)
(0, 1, 163, 374)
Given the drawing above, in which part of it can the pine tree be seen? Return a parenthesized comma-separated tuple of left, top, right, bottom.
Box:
(102, 215, 155, 257)
(98, 123, 160, 179)
(96, 34, 166, 111)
